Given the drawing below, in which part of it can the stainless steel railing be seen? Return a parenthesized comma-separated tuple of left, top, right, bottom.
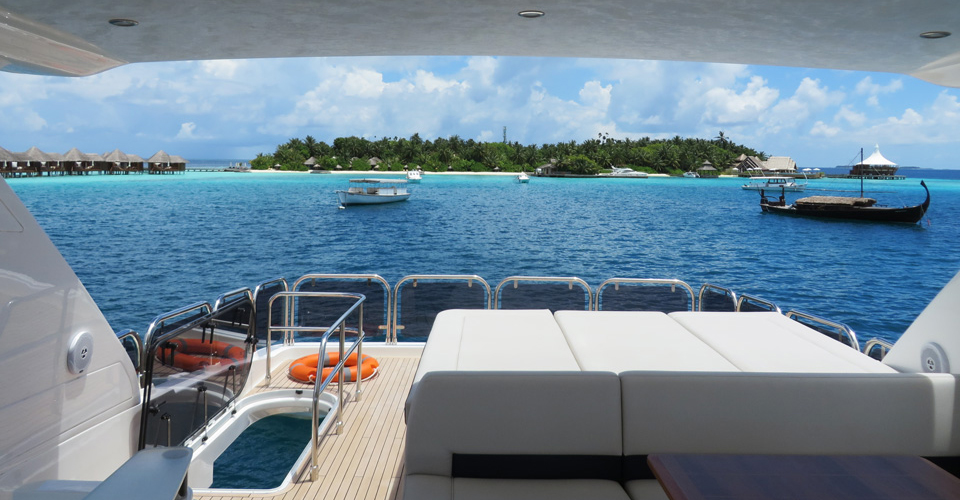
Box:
(293, 274, 391, 342)
(787, 310, 860, 351)
(863, 338, 893, 360)
(263, 292, 366, 482)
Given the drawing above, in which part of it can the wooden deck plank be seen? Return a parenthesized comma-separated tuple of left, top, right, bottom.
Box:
(195, 355, 416, 500)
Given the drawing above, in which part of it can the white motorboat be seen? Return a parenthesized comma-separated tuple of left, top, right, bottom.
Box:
(517, 171, 530, 183)
(335, 178, 411, 206)
(405, 169, 422, 183)
(682, 171, 699, 178)
(2, 1, 960, 500)
(741, 176, 806, 192)
(604, 167, 648, 178)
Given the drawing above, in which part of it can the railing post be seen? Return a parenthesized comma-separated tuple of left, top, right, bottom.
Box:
(356, 304, 364, 402)
(336, 323, 345, 435)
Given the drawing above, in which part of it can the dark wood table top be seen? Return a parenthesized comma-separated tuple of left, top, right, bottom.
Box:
(647, 454, 960, 500)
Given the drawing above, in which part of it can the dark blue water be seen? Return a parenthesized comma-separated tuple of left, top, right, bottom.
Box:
(211, 412, 313, 489)
(7, 172, 960, 344)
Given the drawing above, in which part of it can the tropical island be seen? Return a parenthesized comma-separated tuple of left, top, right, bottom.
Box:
(250, 132, 766, 176)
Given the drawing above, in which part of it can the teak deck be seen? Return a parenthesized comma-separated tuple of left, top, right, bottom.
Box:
(196, 355, 418, 500)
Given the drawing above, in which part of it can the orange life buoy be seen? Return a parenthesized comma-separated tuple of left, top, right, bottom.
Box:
(157, 338, 245, 372)
(288, 351, 379, 384)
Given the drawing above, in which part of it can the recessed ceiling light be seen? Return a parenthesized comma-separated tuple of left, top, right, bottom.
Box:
(518, 10, 545, 19)
(920, 31, 950, 39)
(108, 19, 139, 27)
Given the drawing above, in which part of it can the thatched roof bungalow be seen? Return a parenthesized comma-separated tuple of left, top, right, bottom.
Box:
(148, 150, 175, 174)
(169, 155, 188, 172)
(763, 156, 798, 173)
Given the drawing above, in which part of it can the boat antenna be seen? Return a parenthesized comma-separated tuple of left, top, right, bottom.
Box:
(859, 148, 864, 198)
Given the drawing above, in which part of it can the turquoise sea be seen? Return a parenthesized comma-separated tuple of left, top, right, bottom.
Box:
(7, 171, 960, 345)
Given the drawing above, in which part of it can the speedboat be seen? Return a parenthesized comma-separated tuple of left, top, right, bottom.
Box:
(741, 176, 806, 192)
(3, 1, 960, 500)
(604, 167, 648, 178)
(335, 178, 411, 207)
(517, 171, 530, 183)
(405, 169, 422, 183)
(682, 171, 699, 178)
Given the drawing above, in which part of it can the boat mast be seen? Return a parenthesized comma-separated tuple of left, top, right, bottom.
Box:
(860, 148, 864, 198)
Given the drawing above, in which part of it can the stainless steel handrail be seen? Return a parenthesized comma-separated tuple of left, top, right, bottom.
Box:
(115, 328, 143, 377)
(392, 275, 491, 341)
(253, 277, 290, 344)
(143, 301, 213, 353)
(697, 283, 738, 311)
(863, 338, 893, 360)
(263, 291, 365, 483)
(595, 278, 695, 311)
(494, 275, 593, 310)
(293, 274, 392, 343)
(213, 287, 253, 311)
(787, 310, 860, 351)
(736, 293, 782, 313)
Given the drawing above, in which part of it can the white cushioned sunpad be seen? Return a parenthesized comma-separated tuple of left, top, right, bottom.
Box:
(668, 312, 896, 373)
(554, 310, 738, 372)
(414, 309, 580, 383)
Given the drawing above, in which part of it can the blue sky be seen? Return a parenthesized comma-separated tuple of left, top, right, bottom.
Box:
(1, 56, 958, 168)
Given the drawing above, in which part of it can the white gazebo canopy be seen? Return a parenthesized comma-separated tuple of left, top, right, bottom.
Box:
(860, 145, 897, 166)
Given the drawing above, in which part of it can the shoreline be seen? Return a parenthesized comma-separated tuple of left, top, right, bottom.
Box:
(242, 169, 675, 177)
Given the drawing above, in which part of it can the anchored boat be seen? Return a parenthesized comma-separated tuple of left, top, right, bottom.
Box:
(335, 178, 411, 207)
(761, 181, 930, 223)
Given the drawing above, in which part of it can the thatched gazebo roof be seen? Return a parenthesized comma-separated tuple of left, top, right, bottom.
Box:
(170, 155, 188, 164)
(21, 146, 49, 162)
(103, 149, 129, 162)
(303, 156, 317, 166)
(63, 148, 87, 162)
(128, 154, 145, 163)
(85, 153, 105, 162)
(0, 146, 16, 162)
(148, 150, 172, 163)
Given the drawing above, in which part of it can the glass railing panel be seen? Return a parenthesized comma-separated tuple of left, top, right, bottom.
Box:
(697, 284, 738, 312)
(394, 276, 490, 342)
(596, 279, 694, 312)
(293, 275, 390, 343)
(737, 294, 782, 313)
(139, 297, 255, 450)
(253, 278, 288, 346)
(495, 276, 592, 311)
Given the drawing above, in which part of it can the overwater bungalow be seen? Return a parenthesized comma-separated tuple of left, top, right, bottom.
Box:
(103, 149, 143, 174)
(851, 145, 898, 177)
(127, 154, 146, 173)
(0, 146, 18, 178)
(147, 150, 175, 174)
(170, 155, 188, 173)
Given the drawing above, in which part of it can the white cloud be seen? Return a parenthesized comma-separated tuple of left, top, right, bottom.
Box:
(176, 122, 198, 139)
(201, 60, 244, 79)
(855, 76, 903, 106)
(701, 75, 779, 124)
(762, 77, 844, 134)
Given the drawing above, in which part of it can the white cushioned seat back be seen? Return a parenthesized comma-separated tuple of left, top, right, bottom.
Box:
(405, 371, 622, 476)
(554, 310, 738, 372)
(620, 371, 960, 456)
(669, 312, 896, 373)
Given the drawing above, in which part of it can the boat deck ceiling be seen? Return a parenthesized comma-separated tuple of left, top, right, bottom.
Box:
(199, 354, 419, 500)
(1, 0, 960, 86)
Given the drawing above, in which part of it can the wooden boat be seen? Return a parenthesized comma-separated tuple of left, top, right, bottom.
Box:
(760, 181, 930, 223)
(336, 178, 411, 207)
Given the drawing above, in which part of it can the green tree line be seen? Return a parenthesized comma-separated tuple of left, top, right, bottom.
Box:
(250, 131, 766, 175)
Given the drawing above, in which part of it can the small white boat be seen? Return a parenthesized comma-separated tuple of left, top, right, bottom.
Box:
(604, 167, 648, 178)
(406, 169, 422, 183)
(741, 176, 806, 192)
(682, 171, 699, 178)
(517, 171, 530, 183)
(336, 178, 411, 207)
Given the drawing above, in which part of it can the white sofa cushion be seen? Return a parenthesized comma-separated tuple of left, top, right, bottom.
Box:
(405, 371, 623, 477)
(554, 310, 738, 372)
(620, 371, 960, 456)
(452, 478, 630, 500)
(668, 312, 896, 373)
(413, 310, 581, 383)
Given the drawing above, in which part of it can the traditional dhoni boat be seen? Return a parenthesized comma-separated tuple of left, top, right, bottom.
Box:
(3, 1, 960, 500)
(760, 181, 931, 223)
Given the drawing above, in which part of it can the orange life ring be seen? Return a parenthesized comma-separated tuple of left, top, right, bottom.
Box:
(288, 351, 379, 384)
(157, 339, 245, 372)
